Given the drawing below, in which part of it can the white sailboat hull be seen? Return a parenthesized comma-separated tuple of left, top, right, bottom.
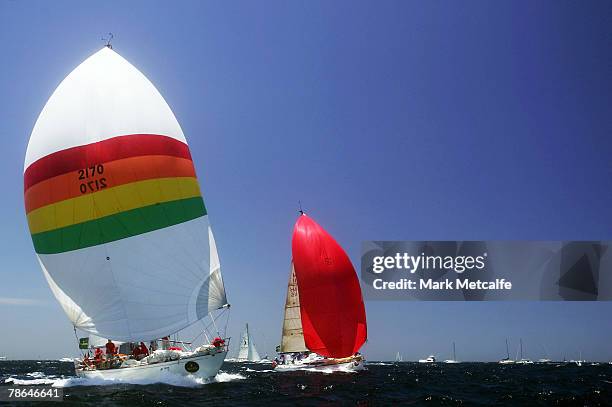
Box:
(275, 358, 365, 373)
(76, 351, 227, 382)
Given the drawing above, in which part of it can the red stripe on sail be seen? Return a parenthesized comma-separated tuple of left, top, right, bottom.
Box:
(24, 134, 192, 192)
(291, 214, 367, 358)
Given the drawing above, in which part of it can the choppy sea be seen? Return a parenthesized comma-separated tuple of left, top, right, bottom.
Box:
(1, 360, 611, 406)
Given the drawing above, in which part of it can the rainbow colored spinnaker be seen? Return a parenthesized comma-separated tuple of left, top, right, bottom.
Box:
(24, 47, 226, 342)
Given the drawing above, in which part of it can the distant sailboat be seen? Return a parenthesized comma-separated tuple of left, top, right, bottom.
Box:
(0, 356, 6, 361)
(572, 351, 584, 366)
(444, 342, 460, 364)
(418, 355, 436, 363)
(237, 324, 261, 362)
(499, 339, 514, 364)
(395, 352, 403, 363)
(273, 212, 367, 372)
(537, 344, 552, 363)
(516, 339, 534, 364)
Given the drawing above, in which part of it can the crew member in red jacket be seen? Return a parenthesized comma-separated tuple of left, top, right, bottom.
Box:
(105, 339, 117, 357)
(138, 342, 149, 358)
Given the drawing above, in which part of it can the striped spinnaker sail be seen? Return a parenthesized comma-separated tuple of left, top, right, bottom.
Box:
(24, 47, 226, 342)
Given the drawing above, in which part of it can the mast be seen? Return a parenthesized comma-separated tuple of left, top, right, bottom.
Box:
(520, 339, 523, 360)
(453, 342, 456, 361)
(506, 338, 510, 359)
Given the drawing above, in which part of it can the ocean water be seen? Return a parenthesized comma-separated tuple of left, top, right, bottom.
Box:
(0, 360, 611, 406)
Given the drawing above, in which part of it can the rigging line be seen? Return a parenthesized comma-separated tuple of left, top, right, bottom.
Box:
(193, 307, 229, 345)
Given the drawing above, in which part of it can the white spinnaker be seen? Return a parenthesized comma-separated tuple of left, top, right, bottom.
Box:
(280, 262, 307, 353)
(25, 47, 185, 169)
(25, 47, 227, 342)
(237, 324, 261, 361)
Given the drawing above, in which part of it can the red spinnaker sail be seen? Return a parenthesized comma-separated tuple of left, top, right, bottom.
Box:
(291, 214, 367, 358)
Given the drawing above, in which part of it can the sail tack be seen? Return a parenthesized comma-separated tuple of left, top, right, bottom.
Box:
(24, 47, 227, 342)
(291, 214, 367, 358)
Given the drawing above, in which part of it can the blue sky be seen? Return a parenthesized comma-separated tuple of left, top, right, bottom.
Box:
(0, 0, 611, 361)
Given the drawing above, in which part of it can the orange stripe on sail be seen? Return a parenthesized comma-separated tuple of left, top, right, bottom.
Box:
(24, 155, 197, 214)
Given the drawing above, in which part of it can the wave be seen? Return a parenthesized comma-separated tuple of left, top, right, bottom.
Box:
(214, 372, 247, 383)
(4, 370, 246, 388)
(5, 377, 58, 386)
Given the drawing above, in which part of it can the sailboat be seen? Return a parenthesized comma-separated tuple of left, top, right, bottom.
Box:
(418, 355, 436, 363)
(499, 338, 514, 364)
(444, 342, 460, 364)
(273, 212, 367, 372)
(571, 351, 584, 366)
(516, 339, 534, 364)
(395, 352, 403, 363)
(236, 324, 261, 362)
(24, 45, 230, 381)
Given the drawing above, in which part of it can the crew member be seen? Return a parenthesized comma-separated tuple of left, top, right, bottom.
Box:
(132, 343, 141, 360)
(212, 337, 225, 348)
(138, 342, 149, 358)
(94, 347, 104, 367)
(105, 340, 119, 368)
(106, 339, 117, 358)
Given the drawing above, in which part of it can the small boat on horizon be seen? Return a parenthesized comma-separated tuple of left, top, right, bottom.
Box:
(395, 352, 403, 363)
(572, 351, 585, 366)
(516, 339, 534, 364)
(499, 338, 514, 364)
(273, 212, 367, 372)
(418, 355, 436, 363)
(444, 342, 460, 364)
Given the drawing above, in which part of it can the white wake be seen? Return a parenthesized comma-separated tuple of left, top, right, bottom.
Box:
(3, 370, 246, 388)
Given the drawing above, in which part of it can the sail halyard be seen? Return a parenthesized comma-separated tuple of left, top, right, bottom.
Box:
(279, 261, 308, 353)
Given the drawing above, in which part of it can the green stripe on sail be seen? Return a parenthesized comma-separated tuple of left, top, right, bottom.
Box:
(31, 196, 207, 254)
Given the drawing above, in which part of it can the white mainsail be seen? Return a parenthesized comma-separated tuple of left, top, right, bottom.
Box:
(237, 324, 261, 362)
(279, 262, 308, 353)
(24, 47, 227, 342)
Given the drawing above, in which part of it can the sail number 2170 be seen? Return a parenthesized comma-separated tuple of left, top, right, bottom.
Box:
(78, 164, 108, 194)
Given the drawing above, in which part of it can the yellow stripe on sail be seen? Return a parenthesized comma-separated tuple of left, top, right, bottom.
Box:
(27, 177, 201, 234)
